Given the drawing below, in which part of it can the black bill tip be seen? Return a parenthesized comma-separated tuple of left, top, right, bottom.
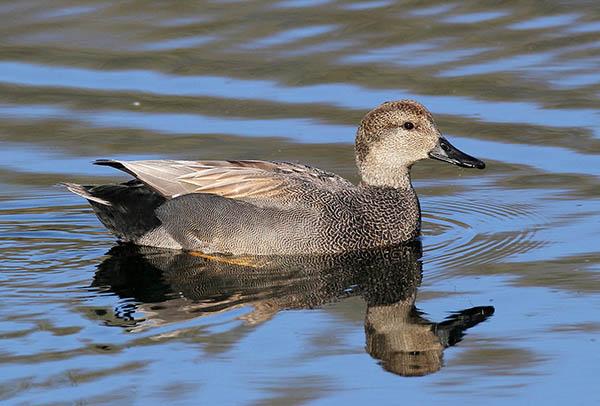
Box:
(429, 137, 486, 170)
(472, 160, 486, 170)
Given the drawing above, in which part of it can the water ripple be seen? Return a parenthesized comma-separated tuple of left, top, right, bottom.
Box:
(422, 197, 546, 271)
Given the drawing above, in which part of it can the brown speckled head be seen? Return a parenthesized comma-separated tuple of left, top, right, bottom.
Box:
(355, 100, 484, 188)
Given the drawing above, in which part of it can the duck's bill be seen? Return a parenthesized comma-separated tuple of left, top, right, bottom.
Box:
(429, 137, 485, 169)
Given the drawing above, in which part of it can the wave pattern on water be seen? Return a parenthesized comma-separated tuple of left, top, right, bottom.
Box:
(422, 197, 547, 271)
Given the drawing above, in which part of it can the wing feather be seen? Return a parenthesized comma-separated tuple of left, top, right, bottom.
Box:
(94, 159, 353, 203)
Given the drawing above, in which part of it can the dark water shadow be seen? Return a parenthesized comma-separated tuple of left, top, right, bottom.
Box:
(92, 242, 494, 377)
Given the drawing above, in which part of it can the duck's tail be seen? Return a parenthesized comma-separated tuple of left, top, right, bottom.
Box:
(61, 183, 112, 206)
(61, 181, 167, 242)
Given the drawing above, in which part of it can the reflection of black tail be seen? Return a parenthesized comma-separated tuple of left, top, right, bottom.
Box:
(94, 244, 172, 303)
(434, 306, 495, 347)
(63, 181, 165, 241)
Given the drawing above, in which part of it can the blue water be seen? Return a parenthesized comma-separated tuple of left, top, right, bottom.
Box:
(1, 1, 600, 404)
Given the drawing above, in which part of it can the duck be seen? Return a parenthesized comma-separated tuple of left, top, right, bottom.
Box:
(63, 100, 485, 255)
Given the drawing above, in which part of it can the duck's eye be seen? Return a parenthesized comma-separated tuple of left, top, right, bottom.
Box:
(403, 122, 415, 130)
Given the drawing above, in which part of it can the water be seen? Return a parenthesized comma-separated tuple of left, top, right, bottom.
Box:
(1, 0, 600, 404)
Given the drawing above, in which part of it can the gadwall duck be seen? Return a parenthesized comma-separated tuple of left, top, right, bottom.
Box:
(64, 100, 485, 255)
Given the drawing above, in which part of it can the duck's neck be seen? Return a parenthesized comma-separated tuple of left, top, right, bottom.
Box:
(359, 167, 413, 190)
(357, 166, 422, 243)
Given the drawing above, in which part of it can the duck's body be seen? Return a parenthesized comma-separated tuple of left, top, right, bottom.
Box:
(65, 160, 420, 254)
(64, 100, 484, 255)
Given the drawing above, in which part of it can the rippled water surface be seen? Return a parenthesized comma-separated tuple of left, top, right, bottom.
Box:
(2, 1, 600, 404)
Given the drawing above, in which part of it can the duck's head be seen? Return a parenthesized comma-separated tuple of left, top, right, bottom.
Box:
(356, 100, 485, 187)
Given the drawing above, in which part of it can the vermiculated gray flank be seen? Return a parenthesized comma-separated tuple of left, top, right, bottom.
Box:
(64, 100, 485, 255)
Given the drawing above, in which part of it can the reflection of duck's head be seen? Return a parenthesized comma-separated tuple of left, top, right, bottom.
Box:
(365, 303, 494, 377)
(366, 304, 443, 377)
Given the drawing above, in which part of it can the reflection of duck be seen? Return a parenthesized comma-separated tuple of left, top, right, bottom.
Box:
(65, 100, 484, 255)
(93, 242, 493, 377)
